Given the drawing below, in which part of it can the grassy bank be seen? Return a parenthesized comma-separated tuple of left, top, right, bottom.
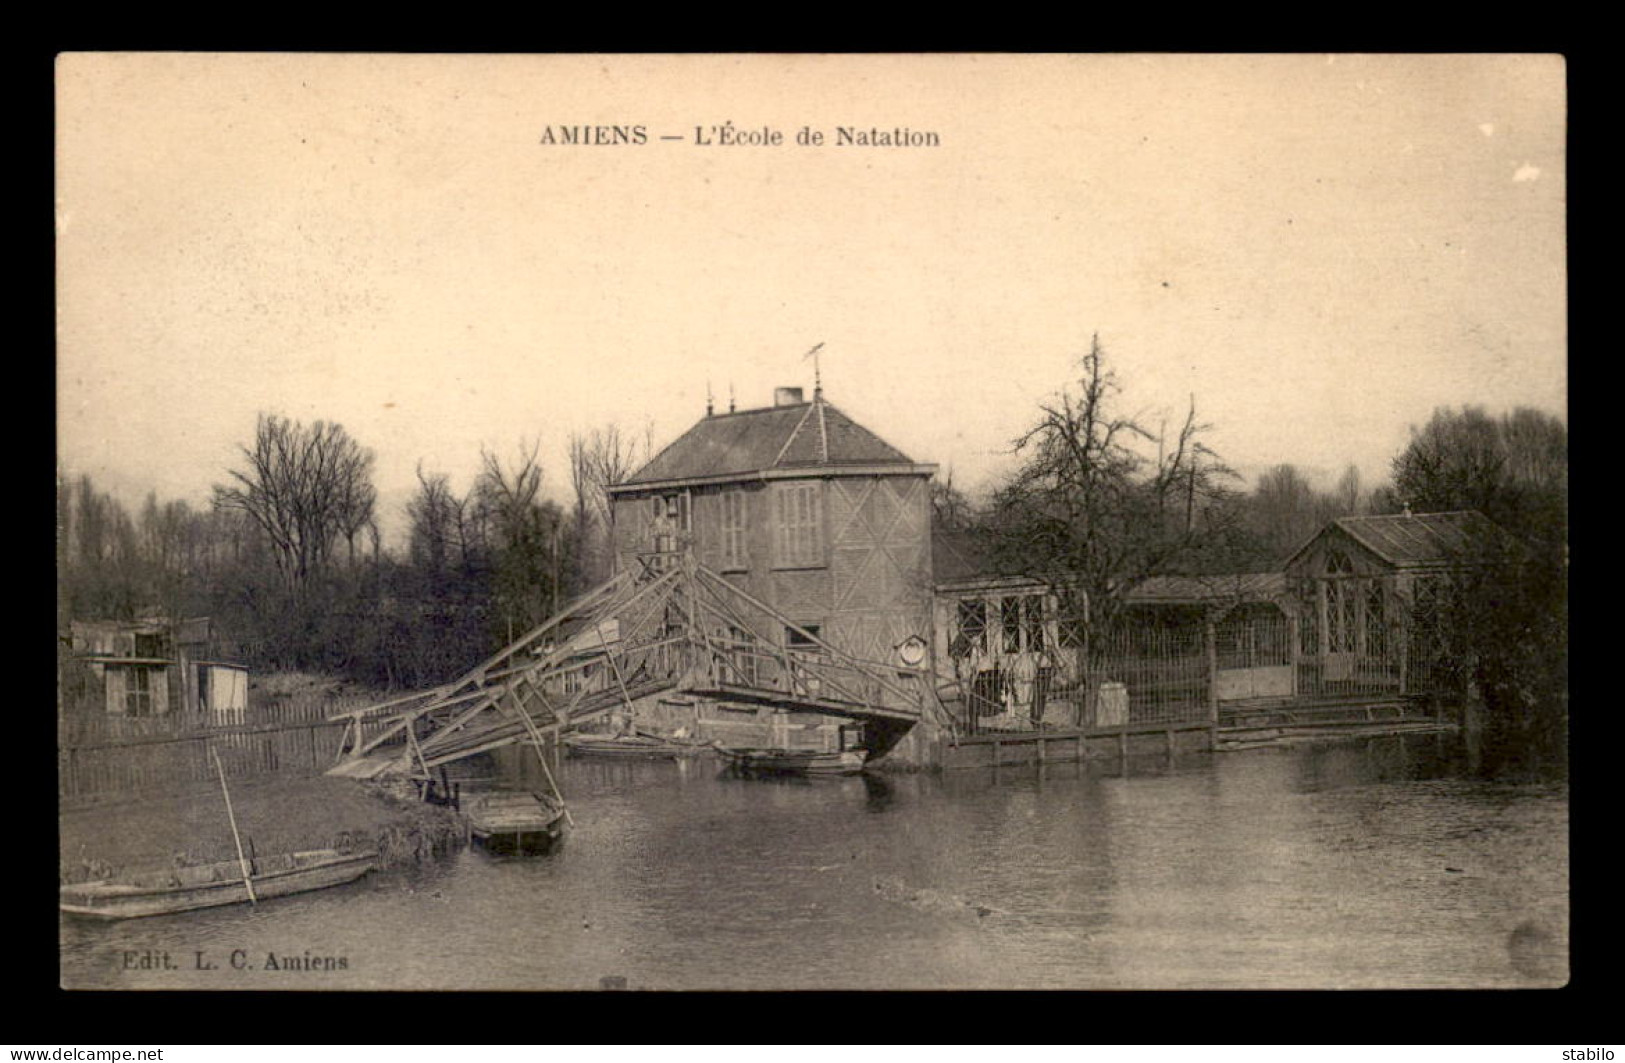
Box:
(60, 773, 465, 884)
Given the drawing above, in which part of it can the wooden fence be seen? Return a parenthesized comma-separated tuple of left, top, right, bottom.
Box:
(58, 692, 374, 801)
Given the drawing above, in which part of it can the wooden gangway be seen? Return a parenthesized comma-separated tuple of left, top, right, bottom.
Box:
(326, 552, 935, 779)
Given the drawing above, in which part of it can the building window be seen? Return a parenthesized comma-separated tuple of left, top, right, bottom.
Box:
(720, 489, 748, 570)
(785, 624, 823, 697)
(1024, 596, 1046, 653)
(649, 491, 691, 566)
(1364, 581, 1386, 657)
(1326, 579, 1357, 654)
(773, 482, 823, 568)
(785, 624, 822, 650)
(663, 493, 689, 530)
(1001, 598, 1022, 653)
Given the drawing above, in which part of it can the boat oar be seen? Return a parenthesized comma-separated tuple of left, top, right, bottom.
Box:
(211, 747, 257, 905)
(535, 746, 575, 828)
(512, 703, 575, 828)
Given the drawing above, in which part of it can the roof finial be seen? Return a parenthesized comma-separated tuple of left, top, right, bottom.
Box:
(706, 379, 714, 417)
(804, 341, 824, 400)
(728, 381, 735, 414)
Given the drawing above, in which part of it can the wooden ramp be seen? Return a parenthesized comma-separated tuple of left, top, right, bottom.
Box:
(325, 751, 409, 779)
(326, 551, 934, 779)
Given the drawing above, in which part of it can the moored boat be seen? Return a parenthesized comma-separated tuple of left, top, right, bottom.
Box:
(716, 747, 868, 776)
(564, 732, 709, 760)
(59, 849, 378, 921)
(467, 791, 567, 853)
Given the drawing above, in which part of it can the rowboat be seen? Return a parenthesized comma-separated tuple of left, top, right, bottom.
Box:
(564, 732, 709, 760)
(467, 791, 567, 854)
(59, 849, 377, 920)
(716, 747, 868, 776)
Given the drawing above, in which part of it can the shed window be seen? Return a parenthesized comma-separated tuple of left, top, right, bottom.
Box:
(773, 482, 823, 568)
(126, 666, 156, 717)
(133, 632, 167, 658)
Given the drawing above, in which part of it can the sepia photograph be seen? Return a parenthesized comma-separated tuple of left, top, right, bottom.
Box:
(55, 52, 1567, 991)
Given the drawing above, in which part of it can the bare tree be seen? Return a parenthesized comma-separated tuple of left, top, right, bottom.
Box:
(476, 440, 569, 638)
(1245, 464, 1323, 560)
(930, 468, 976, 532)
(984, 334, 1236, 650)
(213, 414, 377, 595)
(1334, 464, 1364, 517)
(406, 462, 461, 577)
(568, 424, 645, 587)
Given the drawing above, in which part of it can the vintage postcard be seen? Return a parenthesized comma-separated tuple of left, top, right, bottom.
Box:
(56, 53, 1567, 991)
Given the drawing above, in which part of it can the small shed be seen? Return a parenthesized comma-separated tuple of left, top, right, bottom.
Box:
(65, 617, 248, 720)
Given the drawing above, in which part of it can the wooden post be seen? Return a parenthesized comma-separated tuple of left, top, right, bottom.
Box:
(1205, 620, 1219, 728)
(1117, 730, 1127, 763)
(211, 747, 256, 905)
(1397, 605, 1409, 695)
(1287, 612, 1301, 698)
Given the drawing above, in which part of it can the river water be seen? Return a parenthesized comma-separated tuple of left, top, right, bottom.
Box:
(60, 734, 1568, 990)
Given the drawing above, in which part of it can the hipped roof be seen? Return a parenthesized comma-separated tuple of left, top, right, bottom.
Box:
(615, 394, 922, 489)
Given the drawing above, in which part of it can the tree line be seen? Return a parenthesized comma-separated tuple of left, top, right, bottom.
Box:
(933, 335, 1567, 759)
(58, 414, 646, 692)
(60, 342, 1566, 735)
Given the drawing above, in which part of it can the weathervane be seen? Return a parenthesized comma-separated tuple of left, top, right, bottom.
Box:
(804, 342, 824, 397)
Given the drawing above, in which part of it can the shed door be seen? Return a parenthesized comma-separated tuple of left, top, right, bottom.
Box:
(1319, 550, 1359, 681)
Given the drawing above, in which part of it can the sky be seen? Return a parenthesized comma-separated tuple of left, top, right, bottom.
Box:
(56, 53, 1567, 547)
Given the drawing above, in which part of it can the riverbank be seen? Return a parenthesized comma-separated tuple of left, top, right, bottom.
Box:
(60, 773, 465, 885)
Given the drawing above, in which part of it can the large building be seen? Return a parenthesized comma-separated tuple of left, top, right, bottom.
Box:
(605, 385, 938, 674)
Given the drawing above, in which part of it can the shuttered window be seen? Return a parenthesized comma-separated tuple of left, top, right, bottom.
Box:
(773, 482, 823, 568)
(720, 489, 748, 570)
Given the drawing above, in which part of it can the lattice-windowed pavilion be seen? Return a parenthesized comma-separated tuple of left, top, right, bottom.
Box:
(1283, 510, 1524, 699)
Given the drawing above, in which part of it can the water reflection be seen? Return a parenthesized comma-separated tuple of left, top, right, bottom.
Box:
(860, 773, 894, 812)
(61, 732, 1566, 991)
